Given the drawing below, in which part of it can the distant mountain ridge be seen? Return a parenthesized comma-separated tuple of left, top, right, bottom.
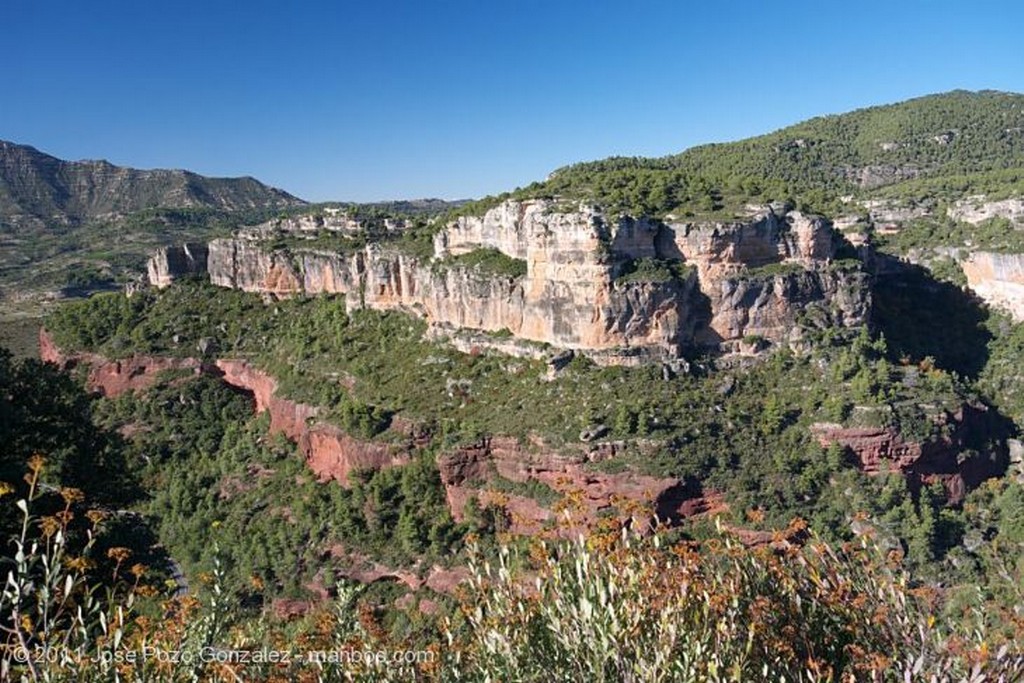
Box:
(0, 140, 303, 232)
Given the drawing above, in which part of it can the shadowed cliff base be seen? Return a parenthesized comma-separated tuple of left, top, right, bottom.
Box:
(872, 255, 993, 379)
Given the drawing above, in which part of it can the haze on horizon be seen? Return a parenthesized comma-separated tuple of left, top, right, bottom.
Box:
(4, 0, 1024, 203)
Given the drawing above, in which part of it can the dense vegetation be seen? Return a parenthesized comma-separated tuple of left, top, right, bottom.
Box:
(2, 481, 1021, 681)
(41, 282, 1024, 585)
(0, 351, 171, 605)
(613, 257, 694, 284)
(0, 350, 134, 530)
(92, 376, 466, 600)
(7, 91, 1024, 679)
(433, 247, 527, 279)
(449, 91, 1024, 219)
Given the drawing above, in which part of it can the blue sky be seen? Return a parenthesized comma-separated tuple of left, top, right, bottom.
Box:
(3, 0, 1023, 202)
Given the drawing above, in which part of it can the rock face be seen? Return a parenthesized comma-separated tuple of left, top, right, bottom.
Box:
(149, 199, 870, 361)
(436, 435, 706, 535)
(213, 359, 409, 484)
(948, 196, 1024, 226)
(207, 239, 305, 296)
(698, 266, 869, 348)
(39, 329, 202, 397)
(40, 330, 408, 485)
(658, 210, 834, 280)
(811, 403, 1008, 504)
(962, 251, 1024, 321)
(147, 243, 208, 288)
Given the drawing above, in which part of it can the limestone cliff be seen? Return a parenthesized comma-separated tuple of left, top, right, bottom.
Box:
(658, 209, 834, 280)
(699, 266, 869, 348)
(147, 243, 209, 288)
(206, 238, 305, 296)
(148, 199, 871, 360)
(962, 251, 1024, 321)
(948, 196, 1024, 226)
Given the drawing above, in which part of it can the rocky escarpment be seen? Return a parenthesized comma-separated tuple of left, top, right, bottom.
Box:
(197, 210, 709, 361)
(39, 328, 204, 397)
(811, 403, 1008, 504)
(147, 243, 209, 288)
(40, 329, 408, 484)
(653, 210, 869, 347)
(948, 196, 1024, 226)
(436, 436, 708, 535)
(40, 330, 710, 531)
(150, 199, 870, 361)
(213, 359, 412, 484)
(961, 251, 1024, 322)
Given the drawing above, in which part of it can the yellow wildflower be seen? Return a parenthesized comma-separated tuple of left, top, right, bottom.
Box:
(107, 547, 132, 563)
(27, 454, 45, 474)
(38, 516, 62, 538)
(59, 487, 85, 505)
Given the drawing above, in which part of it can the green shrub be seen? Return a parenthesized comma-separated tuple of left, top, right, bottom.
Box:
(613, 257, 693, 284)
(435, 248, 527, 279)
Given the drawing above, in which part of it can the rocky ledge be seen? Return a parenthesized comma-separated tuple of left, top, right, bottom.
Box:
(39, 329, 713, 533)
(811, 403, 1009, 504)
(42, 325, 1002, 541)
(147, 199, 871, 363)
(961, 251, 1024, 322)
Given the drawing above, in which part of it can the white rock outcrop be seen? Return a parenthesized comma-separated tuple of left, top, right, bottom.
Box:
(962, 251, 1024, 321)
(148, 200, 870, 361)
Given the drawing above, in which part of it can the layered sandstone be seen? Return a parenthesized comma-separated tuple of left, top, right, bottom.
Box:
(811, 403, 1007, 503)
(39, 328, 202, 397)
(214, 359, 409, 484)
(436, 435, 707, 535)
(40, 330, 408, 485)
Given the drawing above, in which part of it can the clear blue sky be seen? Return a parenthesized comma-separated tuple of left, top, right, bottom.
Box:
(3, 0, 1023, 202)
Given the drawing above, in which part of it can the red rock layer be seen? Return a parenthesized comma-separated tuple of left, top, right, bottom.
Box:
(39, 329, 201, 397)
(437, 435, 710, 535)
(39, 330, 408, 485)
(811, 404, 1006, 504)
(214, 359, 409, 485)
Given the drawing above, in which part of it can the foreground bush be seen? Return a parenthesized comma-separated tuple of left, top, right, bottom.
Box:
(2, 472, 1022, 681)
(446, 518, 1024, 682)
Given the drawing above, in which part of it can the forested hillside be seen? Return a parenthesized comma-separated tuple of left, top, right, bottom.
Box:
(454, 90, 1024, 218)
(4, 91, 1024, 680)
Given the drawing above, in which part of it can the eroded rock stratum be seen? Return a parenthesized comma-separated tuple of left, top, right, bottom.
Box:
(148, 199, 871, 363)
